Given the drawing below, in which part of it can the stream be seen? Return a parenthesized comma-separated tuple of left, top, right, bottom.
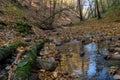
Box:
(0, 35, 119, 80)
(55, 38, 119, 80)
(85, 42, 114, 80)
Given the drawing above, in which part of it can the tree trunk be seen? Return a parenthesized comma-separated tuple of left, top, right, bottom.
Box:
(94, 5, 97, 17)
(50, 0, 52, 17)
(12, 40, 45, 80)
(100, 0, 105, 13)
(95, 0, 101, 19)
(50, 0, 57, 26)
(59, 0, 63, 17)
(0, 42, 24, 61)
(78, 0, 83, 21)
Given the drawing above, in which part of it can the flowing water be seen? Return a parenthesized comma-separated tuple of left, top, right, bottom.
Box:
(56, 38, 119, 80)
(85, 42, 98, 78)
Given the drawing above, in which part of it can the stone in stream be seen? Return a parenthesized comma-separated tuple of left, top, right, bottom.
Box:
(71, 70, 82, 77)
(5, 65, 11, 70)
(101, 49, 109, 58)
(80, 51, 85, 57)
(113, 74, 120, 80)
(24, 38, 31, 42)
(0, 73, 9, 80)
(37, 58, 58, 71)
(53, 37, 62, 46)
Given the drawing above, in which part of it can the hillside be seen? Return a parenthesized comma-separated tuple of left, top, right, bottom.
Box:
(0, 0, 79, 47)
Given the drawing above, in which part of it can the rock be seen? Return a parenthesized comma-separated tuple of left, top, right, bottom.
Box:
(55, 41, 62, 46)
(0, 73, 9, 80)
(113, 74, 120, 80)
(48, 57, 55, 62)
(53, 37, 62, 46)
(37, 58, 58, 71)
(24, 38, 31, 42)
(29, 73, 39, 80)
(5, 65, 11, 70)
(80, 51, 85, 57)
(110, 54, 120, 60)
(101, 49, 109, 57)
(53, 71, 58, 78)
(114, 47, 120, 52)
(6, 32, 14, 39)
(71, 70, 82, 77)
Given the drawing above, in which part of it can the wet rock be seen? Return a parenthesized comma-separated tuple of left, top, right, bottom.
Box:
(71, 70, 82, 77)
(29, 73, 39, 80)
(24, 38, 31, 42)
(101, 49, 109, 57)
(48, 57, 55, 62)
(114, 47, 120, 52)
(37, 58, 58, 71)
(79, 51, 85, 57)
(0, 73, 8, 80)
(55, 41, 62, 46)
(113, 74, 120, 80)
(108, 48, 115, 52)
(5, 65, 11, 70)
(53, 37, 62, 46)
(110, 54, 120, 60)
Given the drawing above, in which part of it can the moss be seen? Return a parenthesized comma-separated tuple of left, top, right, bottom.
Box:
(6, 3, 24, 17)
(14, 40, 45, 80)
(16, 20, 32, 35)
(0, 42, 24, 61)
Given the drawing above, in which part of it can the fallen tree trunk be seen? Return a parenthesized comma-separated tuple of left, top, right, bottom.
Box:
(0, 42, 24, 61)
(13, 40, 45, 80)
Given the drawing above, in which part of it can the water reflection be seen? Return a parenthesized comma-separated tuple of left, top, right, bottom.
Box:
(85, 42, 98, 77)
(85, 42, 115, 80)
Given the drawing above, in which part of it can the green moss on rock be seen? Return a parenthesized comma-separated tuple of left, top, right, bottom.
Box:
(14, 40, 45, 80)
(0, 42, 24, 61)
